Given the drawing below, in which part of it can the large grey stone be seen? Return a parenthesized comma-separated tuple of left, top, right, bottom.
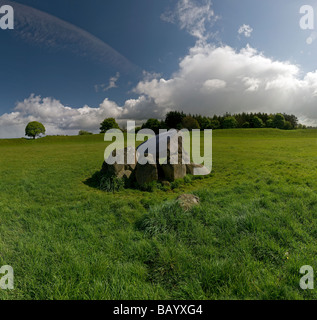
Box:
(135, 154, 158, 185)
(186, 163, 210, 176)
(102, 147, 136, 177)
(137, 130, 190, 165)
(117, 170, 133, 180)
(161, 163, 186, 181)
(101, 161, 124, 176)
(177, 194, 200, 211)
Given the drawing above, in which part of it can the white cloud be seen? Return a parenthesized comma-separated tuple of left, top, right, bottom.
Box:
(0, 94, 157, 138)
(1, 1, 317, 138)
(161, 0, 219, 41)
(2, 43, 317, 138)
(201, 79, 227, 92)
(133, 43, 317, 124)
(238, 24, 253, 38)
(95, 72, 120, 92)
(242, 77, 260, 92)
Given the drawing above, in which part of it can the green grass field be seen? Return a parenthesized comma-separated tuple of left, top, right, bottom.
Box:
(0, 129, 317, 300)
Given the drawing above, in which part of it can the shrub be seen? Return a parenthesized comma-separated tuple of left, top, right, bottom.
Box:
(99, 175, 125, 193)
(78, 130, 93, 135)
(171, 179, 185, 190)
(184, 175, 193, 184)
(137, 181, 158, 192)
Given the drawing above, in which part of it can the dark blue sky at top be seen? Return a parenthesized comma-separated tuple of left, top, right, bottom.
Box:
(0, 0, 196, 111)
(0, 0, 316, 114)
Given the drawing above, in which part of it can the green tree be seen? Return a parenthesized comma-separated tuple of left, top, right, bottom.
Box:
(165, 111, 186, 129)
(284, 121, 293, 130)
(210, 119, 220, 129)
(100, 118, 120, 133)
(195, 116, 212, 129)
(297, 124, 307, 129)
(283, 113, 298, 129)
(141, 118, 162, 134)
(79, 130, 93, 135)
(242, 122, 250, 128)
(266, 119, 274, 128)
(223, 116, 238, 129)
(181, 116, 200, 130)
(251, 116, 264, 128)
(25, 121, 46, 139)
(273, 114, 285, 129)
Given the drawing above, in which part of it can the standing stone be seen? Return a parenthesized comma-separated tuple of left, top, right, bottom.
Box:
(117, 170, 133, 180)
(102, 146, 136, 177)
(101, 161, 124, 176)
(135, 154, 158, 185)
(186, 163, 210, 176)
(161, 163, 186, 181)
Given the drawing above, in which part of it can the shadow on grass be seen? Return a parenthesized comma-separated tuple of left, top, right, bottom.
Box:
(83, 171, 103, 189)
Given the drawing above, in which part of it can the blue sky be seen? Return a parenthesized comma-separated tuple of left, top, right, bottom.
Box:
(0, 0, 317, 137)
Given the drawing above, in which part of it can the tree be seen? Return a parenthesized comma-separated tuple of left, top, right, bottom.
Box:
(266, 119, 274, 128)
(283, 113, 298, 129)
(242, 122, 250, 128)
(181, 116, 200, 130)
(141, 118, 162, 134)
(297, 124, 307, 129)
(273, 114, 285, 129)
(223, 116, 238, 129)
(251, 116, 264, 128)
(79, 130, 93, 135)
(100, 118, 120, 133)
(210, 119, 220, 129)
(25, 121, 46, 139)
(284, 121, 293, 130)
(165, 111, 186, 129)
(195, 116, 212, 129)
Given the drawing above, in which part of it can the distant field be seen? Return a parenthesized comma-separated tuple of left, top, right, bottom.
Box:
(0, 129, 317, 299)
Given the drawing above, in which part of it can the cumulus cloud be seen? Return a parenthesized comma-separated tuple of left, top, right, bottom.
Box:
(1, 0, 317, 138)
(201, 79, 227, 92)
(238, 24, 253, 38)
(133, 43, 317, 125)
(0, 94, 160, 138)
(2, 43, 317, 138)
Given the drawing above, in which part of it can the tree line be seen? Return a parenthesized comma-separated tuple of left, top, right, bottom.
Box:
(97, 111, 306, 135)
(23, 111, 307, 139)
